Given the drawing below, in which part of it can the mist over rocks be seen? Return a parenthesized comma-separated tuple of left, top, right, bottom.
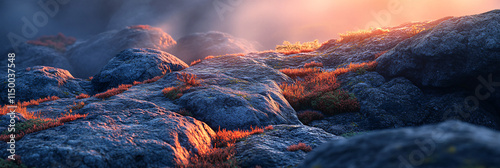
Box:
(1, 43, 74, 73)
(92, 48, 188, 92)
(171, 31, 261, 64)
(299, 121, 500, 168)
(0, 9, 500, 168)
(67, 26, 177, 78)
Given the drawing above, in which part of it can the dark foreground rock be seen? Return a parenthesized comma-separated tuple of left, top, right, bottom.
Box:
(2, 97, 215, 168)
(299, 120, 500, 168)
(172, 31, 260, 63)
(68, 26, 176, 78)
(235, 125, 343, 168)
(92, 48, 188, 91)
(0, 66, 91, 104)
(178, 55, 301, 130)
(311, 72, 497, 135)
(377, 10, 500, 88)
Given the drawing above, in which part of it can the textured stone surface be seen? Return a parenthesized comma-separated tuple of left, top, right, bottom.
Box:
(92, 48, 188, 91)
(299, 121, 500, 168)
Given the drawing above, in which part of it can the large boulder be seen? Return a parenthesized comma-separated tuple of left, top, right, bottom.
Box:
(377, 10, 500, 88)
(172, 31, 260, 64)
(234, 125, 343, 168)
(311, 71, 498, 135)
(0, 66, 91, 104)
(177, 55, 301, 130)
(67, 26, 176, 78)
(299, 121, 500, 168)
(92, 48, 188, 92)
(1, 97, 215, 168)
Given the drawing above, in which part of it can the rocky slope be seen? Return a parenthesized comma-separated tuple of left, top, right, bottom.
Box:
(0, 10, 499, 168)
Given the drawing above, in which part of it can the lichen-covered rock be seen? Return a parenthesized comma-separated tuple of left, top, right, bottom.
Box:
(299, 120, 500, 168)
(68, 26, 176, 78)
(172, 31, 260, 63)
(0, 97, 215, 168)
(177, 55, 300, 130)
(377, 10, 500, 88)
(234, 125, 343, 168)
(92, 48, 188, 91)
(0, 66, 91, 104)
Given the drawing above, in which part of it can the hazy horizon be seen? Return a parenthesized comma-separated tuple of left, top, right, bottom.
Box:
(1, 0, 499, 50)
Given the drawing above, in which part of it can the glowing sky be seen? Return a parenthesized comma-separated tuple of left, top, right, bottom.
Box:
(225, 0, 500, 48)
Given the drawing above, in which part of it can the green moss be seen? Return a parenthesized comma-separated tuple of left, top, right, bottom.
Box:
(1, 119, 56, 135)
(0, 158, 31, 168)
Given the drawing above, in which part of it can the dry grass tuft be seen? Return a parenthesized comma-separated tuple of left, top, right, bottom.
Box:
(265, 125, 274, 130)
(287, 142, 312, 152)
(133, 75, 164, 85)
(276, 40, 321, 55)
(279, 68, 321, 79)
(20, 96, 59, 107)
(338, 28, 390, 43)
(162, 73, 202, 100)
(190, 59, 202, 66)
(297, 111, 324, 125)
(280, 61, 377, 113)
(182, 126, 264, 168)
(304, 61, 323, 68)
(94, 84, 133, 99)
(75, 93, 90, 99)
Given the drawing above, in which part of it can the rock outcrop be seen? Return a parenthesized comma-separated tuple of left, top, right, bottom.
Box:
(235, 125, 343, 168)
(299, 121, 500, 168)
(92, 48, 188, 92)
(0, 66, 91, 104)
(2, 98, 215, 168)
(67, 26, 176, 78)
(177, 55, 301, 130)
(377, 10, 500, 88)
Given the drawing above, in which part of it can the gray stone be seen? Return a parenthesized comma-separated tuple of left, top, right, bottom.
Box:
(177, 55, 300, 130)
(68, 26, 176, 78)
(0, 66, 91, 104)
(299, 121, 500, 168)
(377, 10, 500, 88)
(235, 125, 343, 168)
(92, 48, 188, 91)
